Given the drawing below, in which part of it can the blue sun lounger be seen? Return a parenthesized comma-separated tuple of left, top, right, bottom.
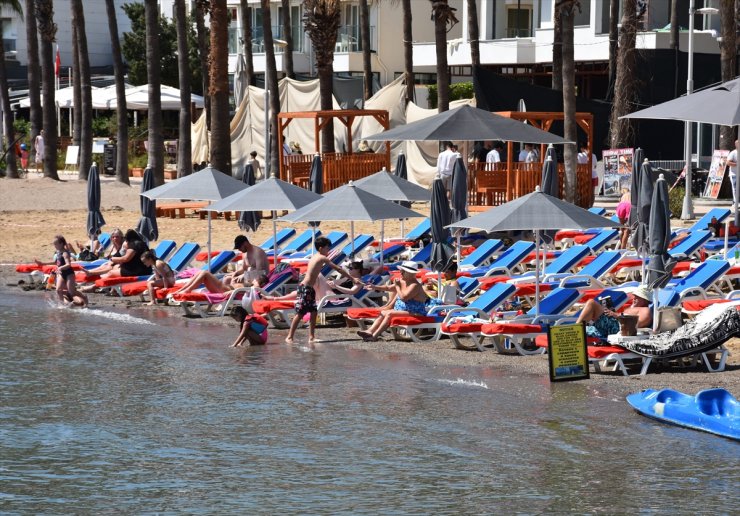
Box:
(467, 240, 537, 277)
(459, 239, 504, 270)
(668, 230, 712, 260)
(508, 245, 591, 284)
(672, 208, 731, 240)
(545, 250, 625, 289)
(260, 228, 296, 252)
(340, 234, 375, 259)
(657, 259, 731, 307)
(267, 229, 320, 256)
(281, 231, 347, 260)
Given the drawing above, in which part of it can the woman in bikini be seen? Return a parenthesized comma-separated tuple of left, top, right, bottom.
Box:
(357, 261, 429, 342)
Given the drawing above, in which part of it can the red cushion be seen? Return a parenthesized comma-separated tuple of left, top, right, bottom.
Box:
(481, 322, 542, 335)
(346, 307, 382, 319)
(171, 292, 210, 302)
(441, 321, 484, 333)
(534, 334, 602, 348)
(120, 281, 148, 296)
(390, 315, 439, 325)
(524, 251, 558, 262)
(555, 230, 584, 241)
(251, 300, 294, 314)
(681, 298, 729, 312)
(612, 258, 643, 272)
(573, 234, 596, 245)
(15, 264, 40, 273)
(478, 276, 512, 290)
(587, 345, 631, 359)
(95, 276, 141, 287)
(156, 286, 181, 299)
(514, 283, 553, 296)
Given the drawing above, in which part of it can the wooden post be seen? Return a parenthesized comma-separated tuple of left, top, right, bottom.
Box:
(507, 141, 514, 201)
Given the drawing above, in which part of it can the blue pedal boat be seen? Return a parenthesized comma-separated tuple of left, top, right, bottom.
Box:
(626, 388, 740, 441)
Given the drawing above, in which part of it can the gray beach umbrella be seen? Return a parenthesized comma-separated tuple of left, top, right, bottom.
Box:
(364, 105, 569, 144)
(631, 158, 654, 258)
(447, 188, 616, 315)
(628, 148, 644, 230)
(135, 166, 158, 243)
(205, 177, 322, 261)
(141, 166, 247, 268)
(238, 163, 261, 232)
(309, 153, 323, 195)
(450, 156, 469, 265)
(540, 155, 558, 199)
(430, 177, 454, 273)
(352, 168, 431, 203)
(394, 151, 411, 208)
(86, 162, 106, 238)
(646, 174, 675, 291)
(233, 52, 248, 107)
(545, 143, 557, 162)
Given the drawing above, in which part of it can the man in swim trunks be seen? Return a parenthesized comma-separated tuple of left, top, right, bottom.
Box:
(285, 236, 360, 344)
(576, 286, 653, 340)
(357, 261, 430, 342)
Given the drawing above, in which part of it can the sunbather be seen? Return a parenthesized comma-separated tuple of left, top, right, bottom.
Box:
(326, 261, 366, 296)
(141, 250, 176, 305)
(224, 235, 270, 287)
(81, 229, 125, 276)
(357, 261, 431, 342)
(83, 229, 150, 282)
(576, 285, 652, 339)
(423, 262, 460, 303)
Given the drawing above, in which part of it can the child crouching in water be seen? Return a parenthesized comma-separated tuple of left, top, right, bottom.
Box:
(35, 234, 88, 307)
(230, 307, 269, 346)
(141, 250, 175, 305)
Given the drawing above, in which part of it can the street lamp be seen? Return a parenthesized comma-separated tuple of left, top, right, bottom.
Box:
(681, 2, 719, 220)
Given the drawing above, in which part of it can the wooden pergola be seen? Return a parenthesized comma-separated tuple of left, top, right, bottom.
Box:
(277, 109, 391, 191)
(468, 111, 595, 208)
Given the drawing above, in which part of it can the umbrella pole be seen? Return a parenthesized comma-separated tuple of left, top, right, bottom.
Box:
(456, 232, 461, 265)
(207, 211, 212, 271)
(535, 229, 540, 317)
(380, 220, 385, 269)
(400, 218, 405, 240)
(724, 219, 730, 260)
(272, 214, 278, 271)
(311, 225, 316, 256)
(351, 221, 355, 258)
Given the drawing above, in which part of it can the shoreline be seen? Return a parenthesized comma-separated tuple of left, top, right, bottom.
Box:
(4, 265, 738, 399)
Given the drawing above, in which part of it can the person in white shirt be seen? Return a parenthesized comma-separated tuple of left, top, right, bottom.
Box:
(282, 134, 292, 157)
(518, 143, 538, 163)
(578, 142, 599, 193)
(728, 139, 738, 206)
(436, 141, 456, 190)
(486, 142, 503, 165)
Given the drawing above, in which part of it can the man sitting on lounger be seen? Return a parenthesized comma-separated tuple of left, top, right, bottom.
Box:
(576, 286, 653, 339)
(225, 235, 269, 287)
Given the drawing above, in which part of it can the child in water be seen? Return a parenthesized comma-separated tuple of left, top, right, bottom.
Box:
(35, 235, 88, 307)
(230, 307, 269, 347)
(141, 250, 175, 305)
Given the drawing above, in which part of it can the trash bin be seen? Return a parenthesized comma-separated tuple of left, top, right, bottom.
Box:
(103, 143, 116, 176)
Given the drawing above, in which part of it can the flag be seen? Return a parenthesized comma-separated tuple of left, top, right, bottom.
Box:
(54, 45, 61, 77)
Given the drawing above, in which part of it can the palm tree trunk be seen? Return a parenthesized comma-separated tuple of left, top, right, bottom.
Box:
(35, 0, 59, 180)
(669, 0, 679, 97)
(719, 0, 736, 150)
(262, 0, 281, 175)
(281, 0, 295, 79)
(195, 1, 211, 129)
(240, 0, 254, 87)
(606, 0, 619, 98)
(25, 0, 42, 166)
(609, 0, 638, 149)
(561, 3, 577, 204)
(174, 0, 192, 178)
(105, 0, 129, 185)
(552, 4, 563, 91)
(145, 0, 165, 184)
(71, 25, 81, 145)
(0, 36, 18, 178)
(431, 0, 451, 112)
(359, 0, 372, 101)
(467, 0, 480, 68)
(71, 0, 92, 181)
(402, 0, 414, 104)
(209, 0, 231, 173)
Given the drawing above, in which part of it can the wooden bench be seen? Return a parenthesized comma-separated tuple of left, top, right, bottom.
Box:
(156, 201, 209, 218)
(198, 209, 235, 221)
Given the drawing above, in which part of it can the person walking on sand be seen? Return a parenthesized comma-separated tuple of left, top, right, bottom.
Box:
(285, 236, 360, 344)
(35, 234, 88, 307)
(34, 130, 44, 169)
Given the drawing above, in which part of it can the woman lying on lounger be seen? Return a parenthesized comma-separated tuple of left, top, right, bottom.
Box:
(173, 270, 267, 295)
(357, 261, 430, 342)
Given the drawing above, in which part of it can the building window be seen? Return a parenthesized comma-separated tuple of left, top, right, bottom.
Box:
(507, 6, 533, 37)
(538, 0, 553, 26)
(573, 1, 591, 26)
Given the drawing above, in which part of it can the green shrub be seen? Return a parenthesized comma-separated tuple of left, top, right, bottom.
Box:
(668, 186, 685, 218)
(427, 81, 475, 110)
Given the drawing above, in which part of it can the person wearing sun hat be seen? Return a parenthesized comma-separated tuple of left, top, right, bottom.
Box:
(576, 285, 653, 340)
(357, 261, 430, 342)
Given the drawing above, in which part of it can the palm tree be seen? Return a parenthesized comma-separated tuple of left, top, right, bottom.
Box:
(104, 0, 129, 185)
(71, 25, 80, 145)
(145, 0, 164, 184)
(552, 4, 562, 90)
(303, 0, 341, 153)
(195, 0, 211, 128)
(71, 0, 93, 181)
(24, 0, 41, 167)
(669, 0, 678, 97)
(281, 0, 295, 79)
(209, 0, 231, 173)
(262, 0, 281, 176)
(0, 0, 22, 179)
(609, 0, 638, 149)
(174, 0, 192, 178)
(606, 0, 619, 98)
(559, 0, 578, 204)
(402, 0, 414, 104)
(240, 0, 254, 87)
(359, 0, 372, 101)
(34, 0, 59, 180)
(430, 0, 457, 112)
(467, 0, 480, 68)
(719, 0, 736, 150)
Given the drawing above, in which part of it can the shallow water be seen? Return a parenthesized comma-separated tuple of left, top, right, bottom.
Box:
(1, 293, 738, 513)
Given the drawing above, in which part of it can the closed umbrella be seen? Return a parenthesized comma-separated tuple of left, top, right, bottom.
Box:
(394, 151, 411, 209)
(645, 174, 676, 331)
(447, 188, 616, 315)
(450, 156, 468, 264)
(204, 177, 322, 263)
(238, 163, 261, 232)
(628, 147, 644, 236)
(540, 155, 558, 199)
(308, 153, 323, 249)
(135, 166, 158, 243)
(86, 162, 106, 238)
(632, 159, 654, 280)
(233, 53, 248, 107)
(430, 177, 454, 277)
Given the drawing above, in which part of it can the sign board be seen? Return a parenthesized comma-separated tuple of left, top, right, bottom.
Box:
(64, 145, 79, 166)
(103, 144, 116, 175)
(92, 138, 109, 154)
(547, 323, 590, 382)
(703, 150, 730, 199)
(601, 148, 634, 196)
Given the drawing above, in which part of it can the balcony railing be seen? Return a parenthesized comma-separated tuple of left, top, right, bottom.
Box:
(505, 28, 532, 38)
(335, 25, 376, 53)
(229, 25, 304, 54)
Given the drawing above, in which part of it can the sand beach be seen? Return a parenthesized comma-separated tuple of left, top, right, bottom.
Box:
(1, 172, 738, 398)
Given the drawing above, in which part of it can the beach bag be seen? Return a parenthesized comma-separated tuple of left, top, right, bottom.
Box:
(269, 262, 298, 283)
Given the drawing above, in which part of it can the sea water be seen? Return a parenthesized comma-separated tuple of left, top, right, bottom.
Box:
(1, 292, 738, 513)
